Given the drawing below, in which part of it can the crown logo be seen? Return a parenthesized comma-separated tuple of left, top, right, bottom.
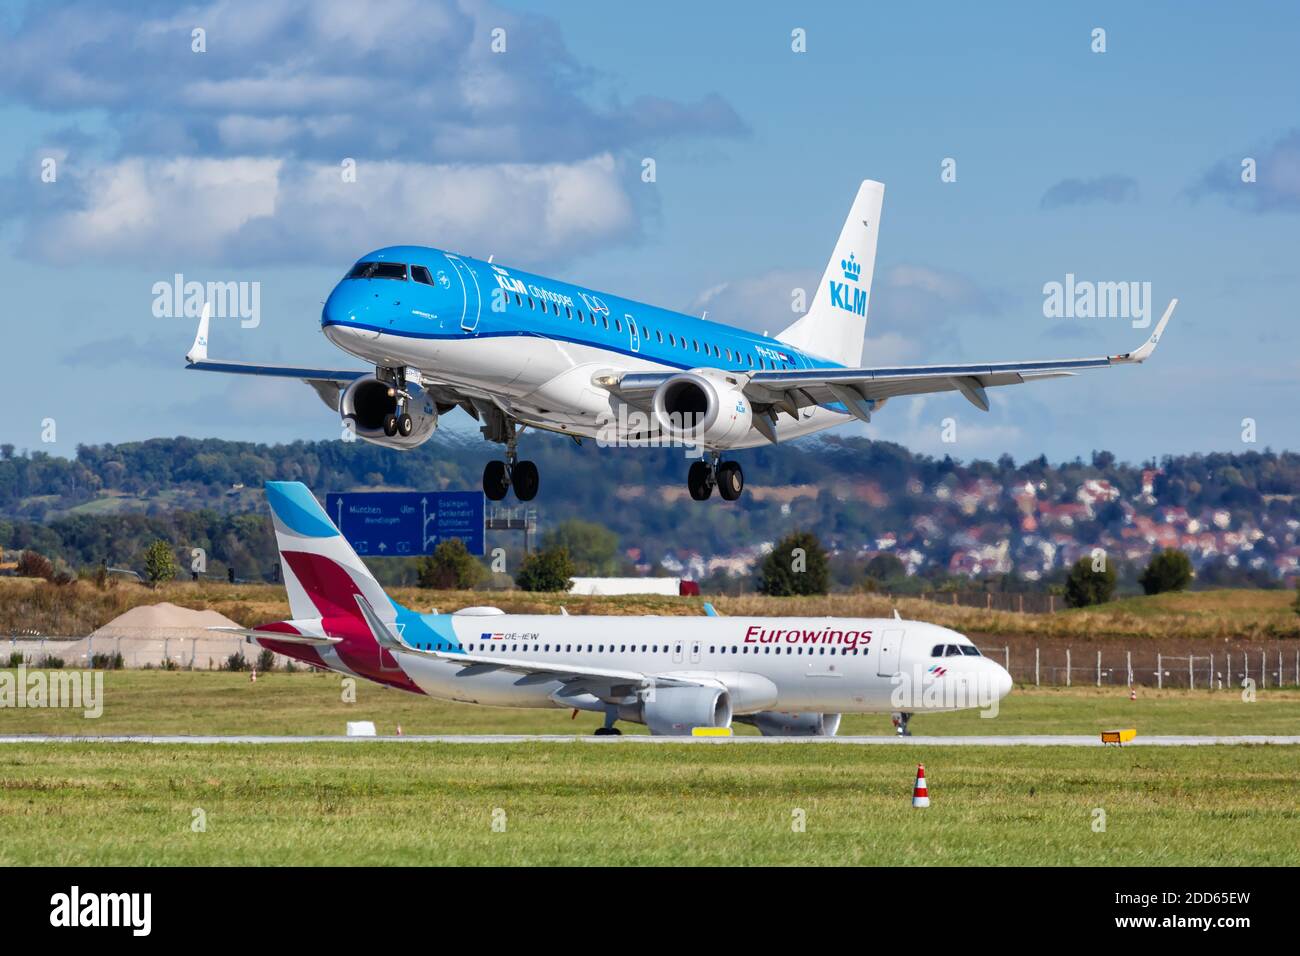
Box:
(840, 253, 861, 283)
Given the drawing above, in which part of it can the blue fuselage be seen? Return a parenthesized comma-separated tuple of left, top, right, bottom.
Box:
(321, 245, 843, 376)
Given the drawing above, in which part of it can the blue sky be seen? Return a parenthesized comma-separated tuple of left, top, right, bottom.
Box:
(0, 0, 1296, 464)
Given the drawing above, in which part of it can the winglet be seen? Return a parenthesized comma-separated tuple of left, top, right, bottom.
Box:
(185, 301, 211, 364)
(703, 602, 719, 617)
(1113, 298, 1176, 364)
(353, 594, 406, 653)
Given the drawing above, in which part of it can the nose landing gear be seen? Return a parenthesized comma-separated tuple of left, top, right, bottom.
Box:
(383, 412, 414, 437)
(687, 453, 744, 501)
(378, 368, 414, 437)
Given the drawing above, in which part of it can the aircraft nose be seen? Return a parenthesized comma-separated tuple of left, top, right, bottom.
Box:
(994, 664, 1013, 699)
(322, 284, 379, 343)
(322, 284, 362, 328)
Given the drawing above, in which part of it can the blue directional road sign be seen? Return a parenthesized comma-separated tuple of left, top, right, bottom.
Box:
(324, 491, 485, 556)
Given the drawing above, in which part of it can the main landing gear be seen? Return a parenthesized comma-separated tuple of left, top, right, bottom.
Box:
(593, 706, 622, 736)
(687, 453, 744, 501)
(480, 415, 539, 502)
(891, 712, 913, 737)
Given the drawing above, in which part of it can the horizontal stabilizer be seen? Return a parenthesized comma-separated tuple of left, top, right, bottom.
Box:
(208, 626, 341, 646)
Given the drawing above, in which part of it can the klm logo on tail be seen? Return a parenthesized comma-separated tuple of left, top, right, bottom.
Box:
(829, 253, 867, 317)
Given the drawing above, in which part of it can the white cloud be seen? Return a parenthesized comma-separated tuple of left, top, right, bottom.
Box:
(1191, 128, 1300, 214)
(24, 153, 637, 267)
(874, 394, 1027, 458)
(691, 262, 1004, 361)
(0, 0, 742, 268)
(0, 0, 744, 165)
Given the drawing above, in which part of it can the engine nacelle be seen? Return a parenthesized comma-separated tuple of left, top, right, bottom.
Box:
(651, 369, 753, 448)
(620, 683, 733, 736)
(339, 375, 438, 449)
(737, 711, 842, 737)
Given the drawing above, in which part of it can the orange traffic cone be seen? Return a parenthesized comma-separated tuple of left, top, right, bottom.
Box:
(396, 724, 403, 736)
(912, 764, 930, 808)
(1129, 688, 1136, 701)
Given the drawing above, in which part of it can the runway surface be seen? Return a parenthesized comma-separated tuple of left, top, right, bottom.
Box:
(1, 734, 1297, 746)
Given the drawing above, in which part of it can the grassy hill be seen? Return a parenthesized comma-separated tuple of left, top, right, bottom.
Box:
(1, 576, 1295, 641)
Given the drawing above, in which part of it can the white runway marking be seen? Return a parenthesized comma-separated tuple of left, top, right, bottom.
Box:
(0, 734, 1296, 746)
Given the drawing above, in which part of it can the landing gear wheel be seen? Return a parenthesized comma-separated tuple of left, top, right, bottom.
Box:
(716, 461, 744, 501)
(383, 414, 399, 437)
(688, 460, 714, 501)
(593, 726, 622, 736)
(891, 712, 912, 737)
(397, 413, 414, 437)
(512, 460, 539, 501)
(482, 460, 509, 501)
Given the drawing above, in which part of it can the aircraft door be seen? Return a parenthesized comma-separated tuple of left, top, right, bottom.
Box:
(875, 628, 907, 678)
(690, 641, 702, 664)
(626, 314, 641, 353)
(444, 254, 483, 332)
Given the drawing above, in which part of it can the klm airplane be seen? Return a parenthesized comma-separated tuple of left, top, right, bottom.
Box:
(185, 180, 1176, 502)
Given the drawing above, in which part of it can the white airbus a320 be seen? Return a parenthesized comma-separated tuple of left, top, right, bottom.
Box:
(217, 481, 1014, 737)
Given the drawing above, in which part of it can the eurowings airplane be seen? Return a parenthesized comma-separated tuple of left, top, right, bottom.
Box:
(186, 180, 1175, 502)
(220, 481, 1014, 736)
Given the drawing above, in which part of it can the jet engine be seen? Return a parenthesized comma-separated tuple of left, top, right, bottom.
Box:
(736, 711, 842, 737)
(620, 683, 733, 736)
(651, 369, 753, 447)
(339, 375, 438, 449)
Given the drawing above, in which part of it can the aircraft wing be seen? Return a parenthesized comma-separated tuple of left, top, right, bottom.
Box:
(609, 298, 1176, 431)
(352, 596, 703, 699)
(182, 303, 472, 412)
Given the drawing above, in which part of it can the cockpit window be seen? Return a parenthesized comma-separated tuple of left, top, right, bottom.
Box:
(960, 645, 981, 657)
(931, 644, 945, 657)
(347, 261, 407, 280)
(945, 644, 963, 657)
(411, 265, 434, 285)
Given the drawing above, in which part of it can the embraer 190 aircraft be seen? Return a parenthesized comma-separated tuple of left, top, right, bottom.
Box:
(186, 180, 1176, 502)
(220, 481, 1014, 736)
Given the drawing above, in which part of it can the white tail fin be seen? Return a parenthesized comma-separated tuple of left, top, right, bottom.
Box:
(776, 180, 884, 366)
(263, 481, 399, 625)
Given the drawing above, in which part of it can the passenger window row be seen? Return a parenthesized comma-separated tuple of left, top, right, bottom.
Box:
(419, 643, 863, 657)
(346, 260, 795, 370)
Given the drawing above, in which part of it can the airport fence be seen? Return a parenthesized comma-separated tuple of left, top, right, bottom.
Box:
(979, 642, 1300, 690)
(913, 591, 1061, 614)
(4, 630, 296, 670)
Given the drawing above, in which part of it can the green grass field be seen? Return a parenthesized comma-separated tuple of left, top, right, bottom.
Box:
(0, 742, 1295, 865)
(3, 673, 1297, 865)
(2, 670, 1300, 736)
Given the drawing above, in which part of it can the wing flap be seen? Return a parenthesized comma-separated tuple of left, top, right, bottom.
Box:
(600, 299, 1176, 418)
